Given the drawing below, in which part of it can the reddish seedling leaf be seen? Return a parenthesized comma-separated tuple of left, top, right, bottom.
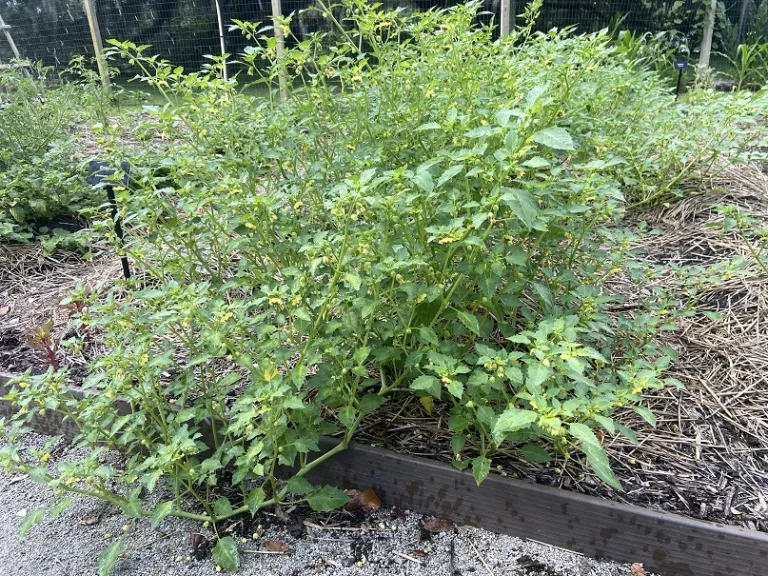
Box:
(392, 507, 406, 519)
(264, 540, 289, 553)
(631, 563, 647, 576)
(421, 517, 455, 533)
(343, 488, 382, 514)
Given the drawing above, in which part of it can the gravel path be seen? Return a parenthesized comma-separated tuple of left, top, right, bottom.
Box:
(0, 434, 647, 576)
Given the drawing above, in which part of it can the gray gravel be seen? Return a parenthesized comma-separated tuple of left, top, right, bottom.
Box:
(0, 434, 646, 576)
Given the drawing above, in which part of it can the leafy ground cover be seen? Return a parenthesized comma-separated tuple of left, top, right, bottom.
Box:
(2, 0, 768, 570)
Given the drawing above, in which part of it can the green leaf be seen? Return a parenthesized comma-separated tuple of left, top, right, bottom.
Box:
(150, 501, 174, 529)
(436, 165, 464, 188)
(98, 539, 124, 576)
(522, 156, 551, 169)
(415, 122, 441, 131)
(465, 125, 496, 138)
(417, 327, 439, 346)
(581, 441, 623, 491)
(337, 406, 356, 429)
(568, 422, 601, 447)
(359, 393, 386, 414)
(343, 273, 362, 291)
(123, 495, 142, 519)
(213, 497, 234, 518)
(593, 415, 616, 435)
(412, 171, 434, 193)
(451, 433, 466, 454)
(445, 379, 464, 399)
(526, 362, 553, 389)
(48, 498, 73, 522)
(27, 467, 48, 484)
(501, 187, 539, 229)
(532, 127, 575, 151)
(307, 485, 350, 512)
(492, 408, 538, 443)
(471, 456, 491, 485)
(616, 423, 638, 445)
(212, 536, 241, 571)
(410, 375, 441, 399)
(467, 370, 489, 389)
(519, 444, 551, 463)
(456, 310, 480, 335)
(246, 487, 266, 515)
(632, 406, 657, 427)
(17, 508, 45, 540)
(286, 476, 313, 495)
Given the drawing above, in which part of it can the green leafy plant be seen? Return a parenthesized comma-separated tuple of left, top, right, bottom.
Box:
(0, 59, 116, 244)
(1, 1, 761, 570)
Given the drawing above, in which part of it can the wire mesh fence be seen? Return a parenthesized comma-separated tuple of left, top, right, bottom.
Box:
(0, 1, 759, 75)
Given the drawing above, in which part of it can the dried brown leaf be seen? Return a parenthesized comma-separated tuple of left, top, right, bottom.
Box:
(411, 549, 427, 557)
(421, 517, 455, 533)
(631, 563, 647, 576)
(344, 488, 382, 514)
(264, 540, 289, 553)
(189, 532, 205, 551)
(392, 507, 406, 519)
(80, 514, 101, 526)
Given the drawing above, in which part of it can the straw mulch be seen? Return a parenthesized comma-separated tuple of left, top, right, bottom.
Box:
(0, 244, 118, 377)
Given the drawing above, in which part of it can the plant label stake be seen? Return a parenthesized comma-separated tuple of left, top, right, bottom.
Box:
(87, 161, 131, 279)
(674, 40, 690, 100)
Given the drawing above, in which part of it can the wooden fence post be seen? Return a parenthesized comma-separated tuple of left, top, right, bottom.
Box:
(215, 0, 229, 81)
(271, 0, 288, 100)
(500, 0, 512, 36)
(83, 0, 110, 89)
(698, 0, 718, 69)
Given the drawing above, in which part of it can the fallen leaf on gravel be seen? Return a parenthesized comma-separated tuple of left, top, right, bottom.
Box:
(189, 532, 205, 551)
(0, 306, 9, 316)
(344, 488, 382, 514)
(264, 540, 289, 553)
(80, 514, 100, 526)
(411, 549, 427, 557)
(631, 563, 647, 576)
(392, 507, 406, 519)
(421, 517, 455, 533)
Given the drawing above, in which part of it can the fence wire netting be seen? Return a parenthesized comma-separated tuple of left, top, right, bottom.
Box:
(0, 1, 760, 74)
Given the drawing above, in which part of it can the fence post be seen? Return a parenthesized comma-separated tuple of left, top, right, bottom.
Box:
(698, 0, 717, 69)
(214, 0, 229, 81)
(500, 0, 512, 36)
(271, 0, 288, 100)
(83, 0, 110, 89)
